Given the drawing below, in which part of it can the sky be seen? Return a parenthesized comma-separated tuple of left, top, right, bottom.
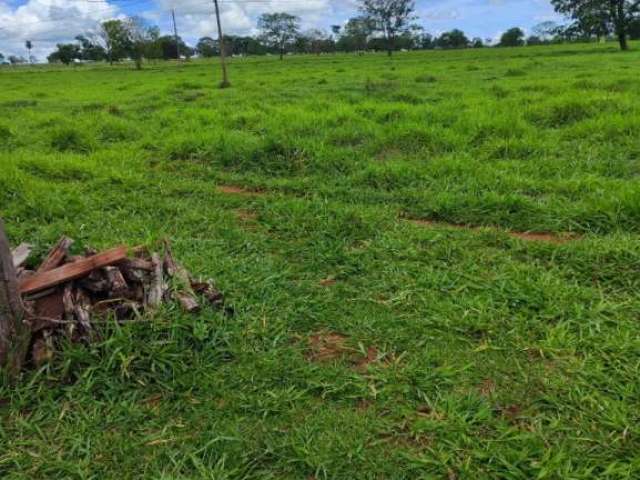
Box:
(0, 0, 563, 61)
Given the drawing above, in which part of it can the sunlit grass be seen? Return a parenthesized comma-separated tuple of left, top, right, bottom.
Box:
(1, 43, 639, 478)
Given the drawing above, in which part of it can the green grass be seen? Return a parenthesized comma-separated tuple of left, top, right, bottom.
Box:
(1, 43, 640, 478)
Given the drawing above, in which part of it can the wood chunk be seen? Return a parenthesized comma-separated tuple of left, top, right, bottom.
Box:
(11, 243, 32, 269)
(19, 246, 129, 295)
(104, 266, 128, 296)
(122, 257, 154, 271)
(164, 242, 200, 313)
(191, 280, 224, 308)
(73, 289, 92, 332)
(31, 289, 65, 332)
(146, 253, 166, 309)
(78, 270, 110, 293)
(175, 292, 200, 313)
(37, 236, 74, 273)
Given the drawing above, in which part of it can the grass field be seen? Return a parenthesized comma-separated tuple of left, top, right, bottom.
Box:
(1, 43, 640, 478)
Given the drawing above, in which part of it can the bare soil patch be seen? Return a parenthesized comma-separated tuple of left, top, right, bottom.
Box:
(306, 332, 381, 370)
(405, 218, 577, 244)
(216, 185, 264, 196)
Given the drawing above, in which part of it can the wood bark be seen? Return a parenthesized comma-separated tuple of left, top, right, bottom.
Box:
(19, 246, 128, 295)
(37, 236, 74, 273)
(11, 243, 32, 269)
(0, 219, 30, 375)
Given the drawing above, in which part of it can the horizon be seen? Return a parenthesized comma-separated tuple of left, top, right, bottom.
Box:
(1, 0, 563, 61)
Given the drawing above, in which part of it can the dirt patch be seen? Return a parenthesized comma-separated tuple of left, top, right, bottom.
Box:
(306, 332, 381, 370)
(405, 218, 577, 244)
(319, 277, 337, 287)
(307, 332, 349, 362)
(478, 378, 496, 397)
(216, 185, 264, 196)
(353, 346, 379, 371)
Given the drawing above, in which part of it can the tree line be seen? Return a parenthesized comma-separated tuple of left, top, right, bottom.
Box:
(2, 0, 639, 66)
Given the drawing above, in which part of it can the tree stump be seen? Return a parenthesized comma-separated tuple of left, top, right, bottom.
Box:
(0, 218, 30, 376)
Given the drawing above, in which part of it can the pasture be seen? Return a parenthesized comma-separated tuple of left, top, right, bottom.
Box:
(1, 43, 640, 478)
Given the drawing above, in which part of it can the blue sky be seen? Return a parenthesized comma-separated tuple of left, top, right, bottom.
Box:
(0, 0, 563, 59)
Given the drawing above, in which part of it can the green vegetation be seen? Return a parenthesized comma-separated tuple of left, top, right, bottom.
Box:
(1, 43, 640, 478)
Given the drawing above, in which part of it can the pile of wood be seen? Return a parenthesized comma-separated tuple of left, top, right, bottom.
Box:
(9, 235, 225, 368)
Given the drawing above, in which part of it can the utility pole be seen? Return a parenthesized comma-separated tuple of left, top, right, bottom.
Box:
(171, 8, 180, 60)
(212, 0, 230, 88)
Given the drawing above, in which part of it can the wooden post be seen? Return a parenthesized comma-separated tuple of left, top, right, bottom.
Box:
(0, 218, 30, 375)
(212, 0, 231, 88)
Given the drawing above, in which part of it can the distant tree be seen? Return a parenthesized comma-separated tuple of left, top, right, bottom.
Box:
(8, 55, 27, 64)
(359, 0, 418, 56)
(154, 35, 192, 60)
(499, 27, 525, 46)
(306, 29, 330, 54)
(436, 29, 469, 49)
(338, 16, 375, 52)
(258, 12, 301, 60)
(471, 37, 484, 48)
(196, 36, 218, 57)
(0, 53, 4, 63)
(419, 32, 434, 49)
(629, 17, 640, 38)
(331, 25, 342, 37)
(125, 16, 156, 69)
(25, 40, 33, 63)
(526, 35, 544, 45)
(99, 19, 132, 65)
(75, 35, 107, 61)
(551, 0, 640, 50)
(47, 44, 81, 65)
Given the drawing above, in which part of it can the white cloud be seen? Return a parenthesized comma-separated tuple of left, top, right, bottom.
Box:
(0, 0, 122, 61)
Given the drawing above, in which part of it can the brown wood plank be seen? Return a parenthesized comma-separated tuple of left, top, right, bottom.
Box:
(36, 236, 74, 273)
(19, 246, 129, 295)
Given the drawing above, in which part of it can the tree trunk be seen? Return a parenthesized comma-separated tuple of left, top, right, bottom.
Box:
(615, 0, 629, 50)
(618, 32, 628, 50)
(0, 218, 29, 376)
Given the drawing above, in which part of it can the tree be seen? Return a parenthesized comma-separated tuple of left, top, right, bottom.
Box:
(25, 40, 33, 64)
(419, 33, 434, 49)
(8, 55, 27, 65)
(471, 37, 485, 48)
(551, 0, 640, 50)
(153, 35, 192, 60)
(196, 36, 218, 57)
(436, 29, 469, 49)
(337, 16, 375, 52)
(359, 0, 418, 56)
(499, 27, 526, 46)
(99, 19, 131, 65)
(47, 44, 81, 65)
(0, 53, 4, 64)
(527, 35, 544, 45)
(125, 16, 156, 69)
(630, 17, 640, 38)
(258, 13, 300, 59)
(75, 35, 107, 61)
(305, 29, 330, 55)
